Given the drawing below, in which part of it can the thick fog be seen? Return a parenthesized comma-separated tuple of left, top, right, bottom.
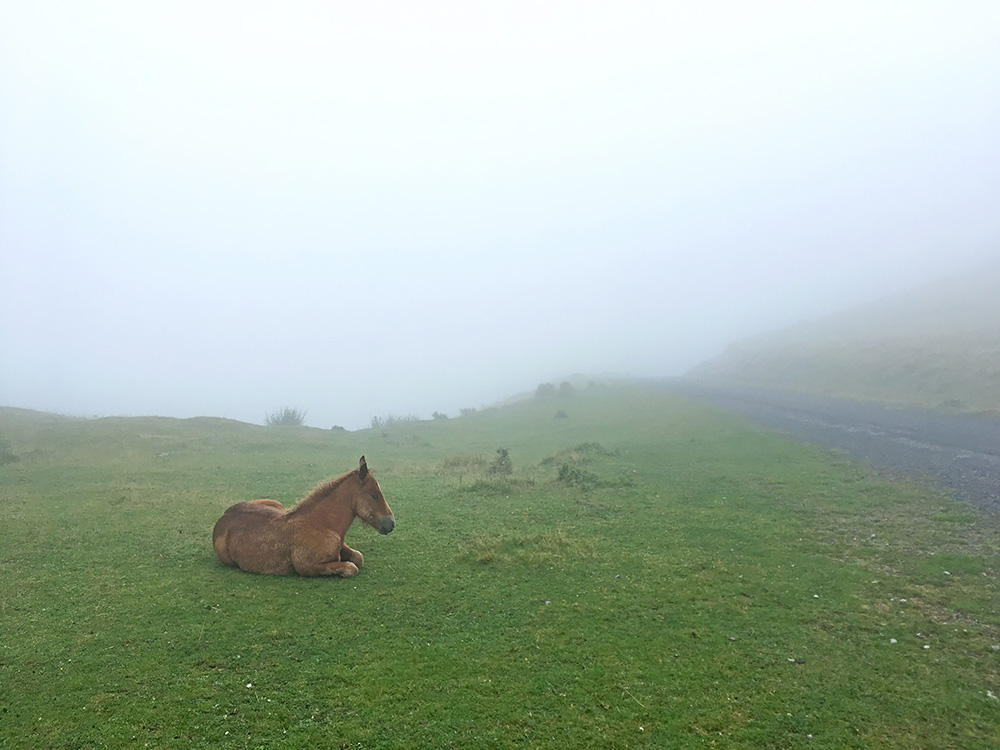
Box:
(2, 2, 998, 429)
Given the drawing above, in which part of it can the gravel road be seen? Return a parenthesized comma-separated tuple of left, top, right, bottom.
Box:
(662, 378, 1000, 514)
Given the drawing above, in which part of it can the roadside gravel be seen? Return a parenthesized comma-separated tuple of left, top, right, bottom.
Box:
(662, 378, 1000, 514)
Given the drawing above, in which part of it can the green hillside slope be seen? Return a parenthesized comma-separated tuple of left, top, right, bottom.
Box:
(689, 262, 1000, 415)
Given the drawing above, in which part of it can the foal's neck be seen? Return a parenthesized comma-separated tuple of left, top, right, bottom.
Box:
(295, 471, 357, 532)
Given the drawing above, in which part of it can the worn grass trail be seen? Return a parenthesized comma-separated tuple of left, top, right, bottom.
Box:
(1, 386, 999, 748)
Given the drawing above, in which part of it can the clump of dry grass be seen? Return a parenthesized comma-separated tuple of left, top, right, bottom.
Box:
(436, 452, 489, 475)
(457, 529, 591, 567)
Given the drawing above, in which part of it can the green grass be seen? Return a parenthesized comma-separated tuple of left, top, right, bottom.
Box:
(2, 385, 1000, 748)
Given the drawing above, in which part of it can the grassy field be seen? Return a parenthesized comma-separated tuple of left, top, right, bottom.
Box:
(2, 384, 999, 748)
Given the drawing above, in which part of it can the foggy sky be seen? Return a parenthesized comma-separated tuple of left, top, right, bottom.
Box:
(2, 1, 999, 429)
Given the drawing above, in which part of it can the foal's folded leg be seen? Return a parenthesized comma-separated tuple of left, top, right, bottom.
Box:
(291, 545, 360, 577)
(340, 545, 363, 567)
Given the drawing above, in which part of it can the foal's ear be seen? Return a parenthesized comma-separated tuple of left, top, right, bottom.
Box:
(358, 455, 368, 482)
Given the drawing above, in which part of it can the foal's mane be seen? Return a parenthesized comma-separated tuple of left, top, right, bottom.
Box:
(289, 469, 359, 514)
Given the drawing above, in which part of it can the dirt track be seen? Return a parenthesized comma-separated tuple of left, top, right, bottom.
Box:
(662, 378, 1000, 514)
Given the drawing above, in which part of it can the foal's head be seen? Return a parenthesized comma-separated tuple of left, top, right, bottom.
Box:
(354, 456, 394, 535)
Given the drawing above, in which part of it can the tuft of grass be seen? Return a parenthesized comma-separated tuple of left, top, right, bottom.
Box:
(438, 450, 525, 494)
(556, 462, 604, 490)
(573, 441, 617, 456)
(458, 529, 590, 567)
(370, 413, 421, 429)
(0, 437, 19, 464)
(437, 453, 489, 473)
(540, 441, 619, 468)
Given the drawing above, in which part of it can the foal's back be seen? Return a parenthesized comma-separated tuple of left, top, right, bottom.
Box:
(212, 498, 294, 574)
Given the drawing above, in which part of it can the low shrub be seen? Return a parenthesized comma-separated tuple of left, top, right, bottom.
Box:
(0, 438, 19, 464)
(265, 407, 306, 426)
(556, 463, 603, 490)
(536, 382, 556, 397)
(574, 441, 618, 456)
(541, 442, 615, 467)
(370, 414, 420, 429)
(488, 448, 512, 476)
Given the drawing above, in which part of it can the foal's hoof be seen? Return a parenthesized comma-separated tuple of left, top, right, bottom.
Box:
(341, 562, 360, 578)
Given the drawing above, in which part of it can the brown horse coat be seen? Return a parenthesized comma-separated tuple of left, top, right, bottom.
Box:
(212, 456, 394, 577)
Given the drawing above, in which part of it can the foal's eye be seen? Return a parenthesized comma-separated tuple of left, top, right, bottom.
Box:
(371, 494, 380, 500)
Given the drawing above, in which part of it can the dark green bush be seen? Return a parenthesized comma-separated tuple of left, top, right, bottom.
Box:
(488, 448, 512, 476)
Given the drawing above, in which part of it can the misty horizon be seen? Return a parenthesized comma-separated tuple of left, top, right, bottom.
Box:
(2, 2, 998, 430)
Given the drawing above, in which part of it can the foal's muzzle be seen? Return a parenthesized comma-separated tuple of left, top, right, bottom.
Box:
(377, 515, 395, 535)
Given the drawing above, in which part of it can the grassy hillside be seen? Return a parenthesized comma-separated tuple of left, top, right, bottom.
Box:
(2, 385, 999, 748)
(689, 262, 1000, 415)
